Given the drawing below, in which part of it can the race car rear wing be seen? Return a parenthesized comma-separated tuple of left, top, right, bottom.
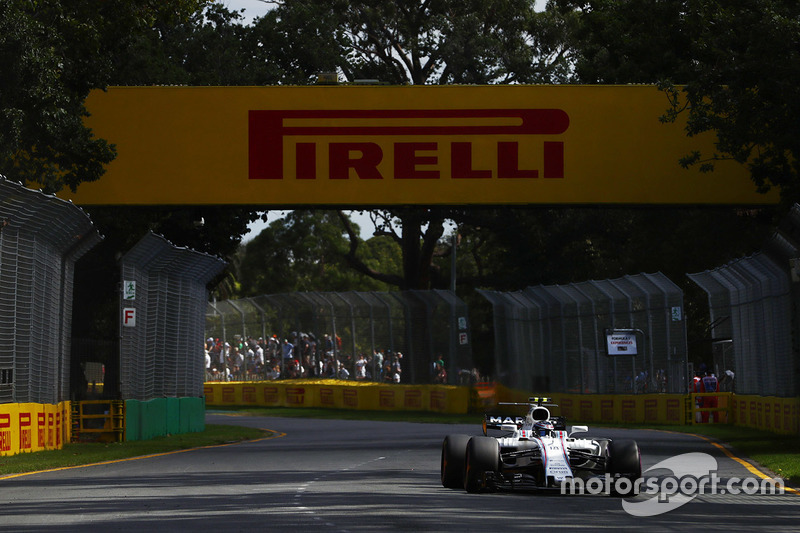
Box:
(497, 396, 558, 409)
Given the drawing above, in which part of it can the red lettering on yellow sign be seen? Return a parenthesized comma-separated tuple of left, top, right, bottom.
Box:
(430, 391, 446, 411)
(664, 398, 679, 422)
(222, 386, 235, 403)
(320, 388, 334, 406)
(330, 143, 383, 179)
(20, 429, 31, 450)
(601, 399, 614, 422)
(18, 412, 32, 450)
(37, 412, 46, 447)
(243, 386, 256, 404)
(249, 109, 569, 181)
(379, 390, 395, 408)
(263, 386, 279, 404)
(343, 389, 358, 408)
(404, 390, 422, 409)
(286, 387, 305, 405)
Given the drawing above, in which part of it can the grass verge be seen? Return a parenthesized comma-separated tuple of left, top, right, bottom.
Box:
(671, 422, 800, 485)
(1, 407, 797, 486)
(0, 424, 266, 477)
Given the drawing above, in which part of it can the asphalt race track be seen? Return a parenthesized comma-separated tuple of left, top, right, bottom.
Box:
(0, 412, 798, 531)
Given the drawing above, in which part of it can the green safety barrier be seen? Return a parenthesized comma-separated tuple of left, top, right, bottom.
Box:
(124, 397, 205, 442)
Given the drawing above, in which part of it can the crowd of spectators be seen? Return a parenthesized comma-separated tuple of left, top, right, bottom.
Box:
(204, 333, 408, 384)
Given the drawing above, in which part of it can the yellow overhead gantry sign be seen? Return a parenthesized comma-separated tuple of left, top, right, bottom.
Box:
(63, 85, 777, 206)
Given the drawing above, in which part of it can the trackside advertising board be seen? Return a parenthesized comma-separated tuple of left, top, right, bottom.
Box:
(63, 85, 778, 206)
(202, 381, 470, 414)
(606, 332, 639, 356)
(0, 402, 68, 456)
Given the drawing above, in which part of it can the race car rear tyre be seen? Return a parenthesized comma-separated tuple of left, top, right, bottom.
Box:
(606, 439, 642, 496)
(441, 434, 470, 489)
(464, 436, 499, 493)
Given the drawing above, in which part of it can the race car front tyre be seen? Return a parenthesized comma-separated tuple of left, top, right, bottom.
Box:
(441, 434, 470, 489)
(606, 439, 642, 496)
(464, 436, 499, 493)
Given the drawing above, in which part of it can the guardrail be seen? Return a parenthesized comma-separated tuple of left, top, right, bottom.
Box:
(688, 392, 732, 424)
(70, 400, 125, 443)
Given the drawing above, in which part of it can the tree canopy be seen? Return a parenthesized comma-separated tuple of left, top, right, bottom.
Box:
(238, 211, 397, 294)
(661, 1, 800, 205)
(2, 0, 792, 300)
(559, 0, 800, 206)
(0, 0, 207, 193)
(260, 0, 574, 84)
(4, 0, 792, 377)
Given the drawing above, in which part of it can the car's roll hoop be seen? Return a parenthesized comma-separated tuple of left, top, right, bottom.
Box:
(485, 397, 565, 435)
(497, 396, 558, 422)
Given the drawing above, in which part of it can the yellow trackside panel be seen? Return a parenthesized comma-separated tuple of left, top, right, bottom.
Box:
(63, 85, 777, 206)
(202, 381, 470, 413)
(734, 395, 800, 434)
(0, 403, 68, 456)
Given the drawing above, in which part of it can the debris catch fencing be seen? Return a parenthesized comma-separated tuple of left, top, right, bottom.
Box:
(478, 272, 688, 395)
(688, 252, 794, 397)
(206, 290, 473, 385)
(0, 178, 101, 404)
(120, 232, 226, 401)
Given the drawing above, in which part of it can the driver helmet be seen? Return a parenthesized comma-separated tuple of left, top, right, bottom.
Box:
(533, 420, 555, 437)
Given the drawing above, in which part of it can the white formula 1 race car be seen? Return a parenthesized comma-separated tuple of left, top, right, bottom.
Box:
(441, 397, 642, 495)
